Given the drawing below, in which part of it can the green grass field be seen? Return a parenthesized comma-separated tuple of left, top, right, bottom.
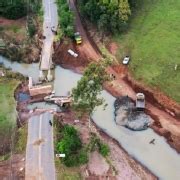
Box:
(0, 74, 20, 156)
(114, 0, 180, 102)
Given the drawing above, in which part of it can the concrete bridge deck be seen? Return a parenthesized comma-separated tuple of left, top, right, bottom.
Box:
(40, 0, 58, 71)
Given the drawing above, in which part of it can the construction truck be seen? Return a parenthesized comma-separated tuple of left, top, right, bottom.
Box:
(74, 32, 82, 45)
(135, 93, 145, 110)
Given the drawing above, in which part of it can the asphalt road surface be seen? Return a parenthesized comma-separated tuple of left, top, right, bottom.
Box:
(25, 112, 55, 180)
(40, 0, 58, 70)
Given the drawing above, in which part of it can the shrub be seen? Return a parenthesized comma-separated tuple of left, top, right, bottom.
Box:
(0, 26, 4, 32)
(62, 149, 88, 167)
(86, 133, 110, 157)
(28, 22, 36, 38)
(56, 125, 87, 167)
(56, 0, 74, 37)
(12, 25, 20, 33)
(78, 149, 88, 164)
(99, 143, 110, 157)
(15, 126, 27, 153)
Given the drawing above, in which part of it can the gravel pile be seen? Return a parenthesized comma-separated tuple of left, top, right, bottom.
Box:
(114, 96, 152, 131)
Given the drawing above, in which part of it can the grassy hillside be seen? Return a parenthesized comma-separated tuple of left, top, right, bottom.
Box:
(0, 73, 20, 156)
(114, 0, 180, 102)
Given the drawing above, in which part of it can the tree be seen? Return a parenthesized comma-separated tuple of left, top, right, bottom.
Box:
(56, 125, 88, 167)
(0, 0, 42, 19)
(78, 0, 131, 34)
(2, 1, 27, 19)
(27, 17, 36, 38)
(57, 0, 74, 37)
(72, 59, 111, 128)
(118, 0, 131, 21)
(98, 14, 109, 32)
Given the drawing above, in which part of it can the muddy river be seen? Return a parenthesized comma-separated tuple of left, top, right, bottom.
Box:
(1, 55, 180, 180)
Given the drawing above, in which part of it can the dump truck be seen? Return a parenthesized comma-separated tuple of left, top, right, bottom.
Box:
(74, 32, 82, 44)
(135, 93, 145, 110)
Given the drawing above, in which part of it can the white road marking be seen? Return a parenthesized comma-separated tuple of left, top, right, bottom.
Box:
(39, 114, 42, 180)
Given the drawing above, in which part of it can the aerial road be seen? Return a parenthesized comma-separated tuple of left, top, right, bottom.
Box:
(40, 0, 58, 71)
(25, 112, 55, 180)
(26, 0, 57, 179)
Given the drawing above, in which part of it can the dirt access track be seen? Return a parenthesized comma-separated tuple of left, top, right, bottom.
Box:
(53, 0, 180, 152)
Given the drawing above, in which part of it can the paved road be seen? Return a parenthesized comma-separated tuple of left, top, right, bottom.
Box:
(25, 112, 55, 180)
(40, 0, 58, 70)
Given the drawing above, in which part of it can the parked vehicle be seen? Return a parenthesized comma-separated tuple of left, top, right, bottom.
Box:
(74, 32, 82, 45)
(68, 49, 78, 57)
(135, 93, 145, 110)
(123, 56, 130, 65)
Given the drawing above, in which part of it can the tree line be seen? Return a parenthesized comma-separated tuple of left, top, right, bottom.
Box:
(0, 0, 41, 19)
(56, 0, 74, 37)
(78, 0, 133, 34)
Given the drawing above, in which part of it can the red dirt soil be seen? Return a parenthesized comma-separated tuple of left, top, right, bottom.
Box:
(0, 154, 25, 179)
(0, 17, 26, 26)
(107, 42, 119, 56)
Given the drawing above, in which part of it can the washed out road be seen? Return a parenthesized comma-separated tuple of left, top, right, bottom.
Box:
(25, 112, 55, 180)
(26, 0, 57, 179)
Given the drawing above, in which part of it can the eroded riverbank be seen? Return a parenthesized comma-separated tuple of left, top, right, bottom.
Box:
(53, 50, 180, 153)
(1, 55, 180, 179)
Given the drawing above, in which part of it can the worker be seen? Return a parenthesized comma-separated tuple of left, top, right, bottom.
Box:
(113, 74, 116, 80)
(49, 120, 52, 126)
(51, 27, 57, 35)
(149, 139, 155, 144)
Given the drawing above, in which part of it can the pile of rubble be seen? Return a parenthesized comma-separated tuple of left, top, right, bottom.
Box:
(114, 96, 152, 131)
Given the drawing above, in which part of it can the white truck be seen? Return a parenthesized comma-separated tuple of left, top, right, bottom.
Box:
(135, 93, 145, 110)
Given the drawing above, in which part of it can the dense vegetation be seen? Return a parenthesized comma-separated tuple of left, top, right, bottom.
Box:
(55, 123, 110, 168)
(72, 59, 111, 116)
(0, 0, 26, 19)
(15, 125, 28, 153)
(114, 0, 180, 102)
(0, 68, 22, 157)
(78, 0, 131, 33)
(0, 0, 41, 20)
(56, 0, 74, 37)
(56, 125, 88, 167)
(0, 0, 42, 62)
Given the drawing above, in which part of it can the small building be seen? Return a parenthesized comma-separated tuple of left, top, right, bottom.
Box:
(29, 85, 53, 96)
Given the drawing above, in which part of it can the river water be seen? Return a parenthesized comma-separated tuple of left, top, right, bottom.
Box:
(1, 55, 180, 180)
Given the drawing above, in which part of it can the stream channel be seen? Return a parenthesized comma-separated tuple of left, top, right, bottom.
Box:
(1, 55, 180, 180)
